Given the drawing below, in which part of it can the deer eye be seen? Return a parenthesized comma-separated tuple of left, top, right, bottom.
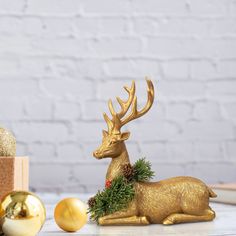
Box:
(107, 141, 112, 146)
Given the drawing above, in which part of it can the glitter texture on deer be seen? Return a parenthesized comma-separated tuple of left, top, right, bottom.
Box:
(93, 79, 216, 226)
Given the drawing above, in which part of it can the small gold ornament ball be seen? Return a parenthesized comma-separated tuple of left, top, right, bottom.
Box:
(0, 191, 46, 236)
(54, 198, 87, 232)
(0, 127, 16, 156)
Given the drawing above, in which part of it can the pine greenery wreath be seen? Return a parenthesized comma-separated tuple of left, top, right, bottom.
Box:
(133, 158, 155, 182)
(88, 158, 155, 222)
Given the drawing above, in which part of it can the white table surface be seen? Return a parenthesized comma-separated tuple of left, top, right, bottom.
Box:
(38, 193, 236, 236)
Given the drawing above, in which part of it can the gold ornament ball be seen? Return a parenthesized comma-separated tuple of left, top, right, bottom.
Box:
(0, 191, 46, 236)
(0, 127, 16, 156)
(54, 198, 87, 232)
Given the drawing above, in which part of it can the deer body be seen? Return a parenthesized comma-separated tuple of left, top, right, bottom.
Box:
(134, 177, 215, 224)
(93, 79, 216, 225)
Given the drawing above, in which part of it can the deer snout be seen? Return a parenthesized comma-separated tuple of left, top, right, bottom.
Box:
(93, 150, 102, 159)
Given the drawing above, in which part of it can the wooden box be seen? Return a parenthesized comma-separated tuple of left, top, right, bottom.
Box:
(0, 156, 29, 200)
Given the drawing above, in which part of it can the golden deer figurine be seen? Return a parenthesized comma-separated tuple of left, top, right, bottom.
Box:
(93, 79, 216, 226)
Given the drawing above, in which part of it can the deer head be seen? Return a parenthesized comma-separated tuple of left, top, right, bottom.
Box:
(93, 79, 154, 160)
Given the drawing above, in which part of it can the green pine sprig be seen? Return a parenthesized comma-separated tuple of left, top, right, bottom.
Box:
(88, 176, 135, 222)
(133, 158, 155, 182)
(88, 158, 155, 223)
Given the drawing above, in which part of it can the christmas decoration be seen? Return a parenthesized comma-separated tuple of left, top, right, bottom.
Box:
(54, 198, 87, 232)
(0, 127, 16, 157)
(105, 179, 112, 188)
(132, 158, 155, 182)
(0, 157, 29, 200)
(88, 158, 153, 222)
(0, 127, 28, 200)
(122, 163, 134, 181)
(88, 196, 96, 208)
(91, 78, 217, 226)
(0, 191, 46, 236)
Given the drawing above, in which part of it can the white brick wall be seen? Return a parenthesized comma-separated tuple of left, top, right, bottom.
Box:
(0, 0, 235, 193)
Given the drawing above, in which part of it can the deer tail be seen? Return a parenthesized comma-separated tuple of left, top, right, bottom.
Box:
(207, 186, 217, 198)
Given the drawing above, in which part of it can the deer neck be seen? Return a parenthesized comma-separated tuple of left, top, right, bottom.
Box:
(106, 143, 130, 181)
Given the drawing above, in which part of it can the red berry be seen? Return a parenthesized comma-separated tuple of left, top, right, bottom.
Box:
(105, 179, 112, 188)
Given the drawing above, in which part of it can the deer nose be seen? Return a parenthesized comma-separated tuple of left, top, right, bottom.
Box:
(93, 151, 99, 157)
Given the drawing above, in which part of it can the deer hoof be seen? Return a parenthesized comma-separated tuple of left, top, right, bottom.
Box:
(98, 217, 105, 225)
(140, 216, 150, 225)
(162, 217, 174, 225)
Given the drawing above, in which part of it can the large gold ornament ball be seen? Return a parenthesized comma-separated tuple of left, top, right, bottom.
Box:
(0, 127, 16, 156)
(0, 191, 46, 236)
(54, 198, 87, 232)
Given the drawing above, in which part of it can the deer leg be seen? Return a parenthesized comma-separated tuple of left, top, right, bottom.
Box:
(98, 201, 150, 226)
(162, 209, 215, 225)
(99, 215, 150, 226)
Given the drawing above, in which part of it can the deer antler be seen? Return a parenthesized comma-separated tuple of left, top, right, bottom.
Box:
(108, 81, 135, 119)
(103, 78, 154, 134)
(120, 79, 154, 127)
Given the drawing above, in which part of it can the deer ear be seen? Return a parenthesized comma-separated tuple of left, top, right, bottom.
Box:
(102, 130, 109, 137)
(120, 132, 130, 141)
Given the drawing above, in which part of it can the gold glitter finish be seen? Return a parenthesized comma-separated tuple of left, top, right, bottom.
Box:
(0, 127, 16, 156)
(93, 79, 216, 226)
(0, 191, 46, 236)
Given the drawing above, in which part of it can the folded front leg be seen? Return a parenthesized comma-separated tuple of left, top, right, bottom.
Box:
(98, 200, 150, 225)
(99, 215, 150, 226)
